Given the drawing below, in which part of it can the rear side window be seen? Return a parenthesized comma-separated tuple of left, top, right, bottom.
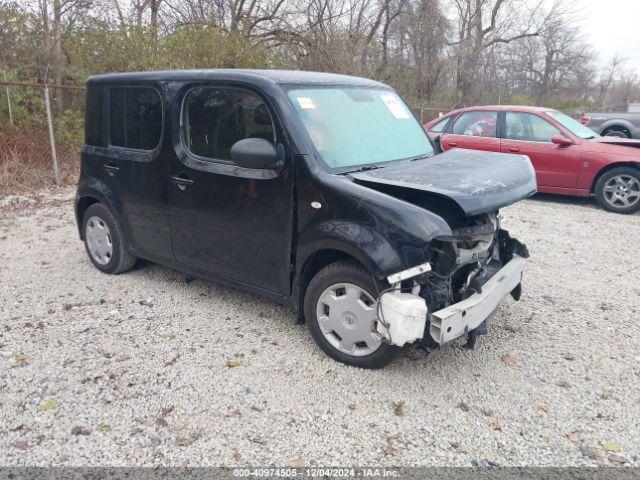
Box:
(429, 116, 450, 133)
(182, 87, 275, 163)
(452, 111, 498, 137)
(85, 87, 104, 147)
(109, 87, 162, 150)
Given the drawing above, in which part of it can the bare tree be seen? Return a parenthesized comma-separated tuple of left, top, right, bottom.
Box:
(404, 0, 448, 101)
(448, 0, 558, 105)
(35, 0, 92, 112)
(597, 55, 625, 110)
(511, 16, 593, 105)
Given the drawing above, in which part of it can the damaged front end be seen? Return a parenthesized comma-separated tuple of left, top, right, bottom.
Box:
(377, 212, 528, 349)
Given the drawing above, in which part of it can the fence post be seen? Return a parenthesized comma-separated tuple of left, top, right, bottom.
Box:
(43, 86, 61, 186)
(2, 70, 13, 124)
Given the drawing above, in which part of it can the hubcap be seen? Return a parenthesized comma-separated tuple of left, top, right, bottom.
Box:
(603, 175, 640, 208)
(316, 283, 382, 356)
(85, 216, 113, 265)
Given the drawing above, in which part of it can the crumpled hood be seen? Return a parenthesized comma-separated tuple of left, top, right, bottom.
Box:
(350, 148, 537, 216)
(582, 137, 640, 157)
(591, 137, 640, 148)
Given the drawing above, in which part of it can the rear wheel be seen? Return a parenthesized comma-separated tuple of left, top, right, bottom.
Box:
(595, 167, 640, 214)
(304, 260, 401, 368)
(82, 203, 137, 274)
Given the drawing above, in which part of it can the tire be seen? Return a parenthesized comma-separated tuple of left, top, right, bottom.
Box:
(594, 167, 640, 214)
(82, 203, 137, 274)
(304, 260, 401, 368)
(603, 127, 631, 138)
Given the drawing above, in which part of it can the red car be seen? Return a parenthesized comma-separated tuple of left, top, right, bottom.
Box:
(423, 106, 640, 214)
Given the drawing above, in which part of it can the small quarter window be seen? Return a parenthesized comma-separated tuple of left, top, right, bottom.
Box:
(85, 87, 104, 147)
(182, 87, 275, 163)
(109, 87, 162, 150)
(429, 116, 450, 133)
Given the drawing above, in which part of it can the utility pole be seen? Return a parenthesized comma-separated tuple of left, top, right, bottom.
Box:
(44, 86, 61, 186)
(2, 70, 13, 124)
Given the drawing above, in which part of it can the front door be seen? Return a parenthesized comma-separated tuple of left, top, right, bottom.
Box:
(501, 111, 582, 189)
(168, 85, 294, 295)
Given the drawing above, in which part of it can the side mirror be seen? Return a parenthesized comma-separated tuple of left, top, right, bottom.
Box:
(230, 138, 279, 170)
(432, 135, 443, 154)
(551, 135, 573, 147)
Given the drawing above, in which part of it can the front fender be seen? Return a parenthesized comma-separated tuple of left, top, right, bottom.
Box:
(297, 206, 450, 279)
(295, 158, 453, 280)
(296, 221, 405, 278)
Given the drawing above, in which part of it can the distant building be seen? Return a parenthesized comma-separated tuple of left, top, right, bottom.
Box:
(629, 103, 640, 113)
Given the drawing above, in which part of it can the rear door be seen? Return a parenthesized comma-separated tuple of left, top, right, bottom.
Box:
(500, 111, 582, 189)
(440, 110, 501, 152)
(87, 84, 172, 259)
(168, 84, 294, 295)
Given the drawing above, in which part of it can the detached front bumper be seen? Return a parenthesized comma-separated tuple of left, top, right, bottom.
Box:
(429, 255, 526, 345)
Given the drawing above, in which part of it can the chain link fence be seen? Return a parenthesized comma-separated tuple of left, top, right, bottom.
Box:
(0, 69, 86, 194)
(0, 68, 458, 194)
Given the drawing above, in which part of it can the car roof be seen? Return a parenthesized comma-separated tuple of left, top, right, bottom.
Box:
(445, 105, 557, 116)
(86, 69, 388, 88)
(424, 105, 559, 126)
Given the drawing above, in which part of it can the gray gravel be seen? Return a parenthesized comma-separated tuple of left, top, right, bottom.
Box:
(1, 188, 639, 467)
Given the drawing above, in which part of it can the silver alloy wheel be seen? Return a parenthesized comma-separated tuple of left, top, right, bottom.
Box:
(315, 282, 382, 356)
(85, 215, 113, 265)
(603, 174, 640, 208)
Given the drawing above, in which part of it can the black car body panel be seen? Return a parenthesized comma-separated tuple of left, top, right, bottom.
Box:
(294, 155, 453, 279)
(351, 149, 537, 216)
(76, 69, 535, 316)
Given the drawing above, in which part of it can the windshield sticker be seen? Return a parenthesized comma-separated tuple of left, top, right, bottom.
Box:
(380, 94, 410, 119)
(296, 97, 316, 110)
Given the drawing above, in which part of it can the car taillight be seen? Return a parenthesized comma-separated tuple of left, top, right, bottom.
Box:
(580, 115, 591, 125)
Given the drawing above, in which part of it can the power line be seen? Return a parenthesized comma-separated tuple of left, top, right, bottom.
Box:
(0, 80, 86, 91)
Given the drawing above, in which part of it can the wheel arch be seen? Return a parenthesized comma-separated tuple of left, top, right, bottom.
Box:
(601, 121, 633, 136)
(295, 247, 373, 323)
(75, 195, 101, 239)
(591, 161, 640, 193)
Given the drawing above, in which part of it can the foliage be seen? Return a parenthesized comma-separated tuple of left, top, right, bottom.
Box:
(0, 0, 639, 191)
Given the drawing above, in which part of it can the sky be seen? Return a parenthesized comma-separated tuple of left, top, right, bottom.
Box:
(582, 0, 640, 72)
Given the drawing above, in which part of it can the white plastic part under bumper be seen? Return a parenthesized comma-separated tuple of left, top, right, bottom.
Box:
(429, 255, 526, 345)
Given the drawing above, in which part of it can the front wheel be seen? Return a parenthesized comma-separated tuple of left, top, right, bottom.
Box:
(304, 260, 401, 368)
(595, 167, 640, 214)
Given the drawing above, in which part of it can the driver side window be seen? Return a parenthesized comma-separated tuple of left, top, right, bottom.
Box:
(182, 87, 275, 163)
(505, 112, 560, 142)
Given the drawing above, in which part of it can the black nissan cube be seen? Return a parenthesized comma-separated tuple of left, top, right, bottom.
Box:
(76, 69, 534, 368)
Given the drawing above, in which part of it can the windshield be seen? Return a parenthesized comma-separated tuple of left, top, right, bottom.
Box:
(547, 110, 600, 139)
(287, 87, 433, 170)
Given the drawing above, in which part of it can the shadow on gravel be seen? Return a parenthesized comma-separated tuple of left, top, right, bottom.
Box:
(528, 192, 640, 215)
(528, 193, 597, 209)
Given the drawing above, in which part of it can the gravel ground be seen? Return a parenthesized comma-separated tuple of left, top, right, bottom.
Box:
(1, 187, 639, 467)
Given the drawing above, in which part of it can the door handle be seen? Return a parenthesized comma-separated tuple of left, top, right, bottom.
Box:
(171, 174, 194, 191)
(508, 147, 521, 153)
(103, 163, 119, 176)
(447, 142, 458, 147)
